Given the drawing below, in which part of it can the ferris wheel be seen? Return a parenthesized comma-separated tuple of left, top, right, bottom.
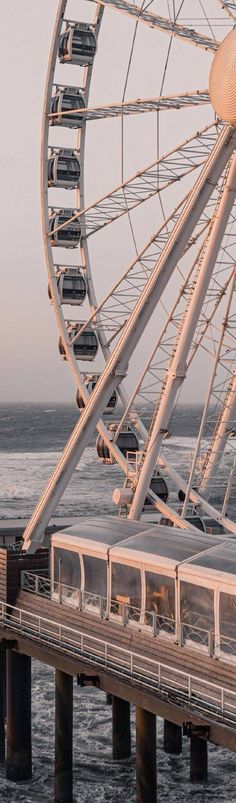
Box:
(23, 0, 236, 552)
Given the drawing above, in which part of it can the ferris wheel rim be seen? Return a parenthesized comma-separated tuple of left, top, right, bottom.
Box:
(28, 0, 236, 555)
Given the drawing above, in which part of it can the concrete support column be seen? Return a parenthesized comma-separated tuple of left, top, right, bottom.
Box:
(136, 707, 156, 803)
(54, 669, 73, 803)
(190, 735, 208, 782)
(164, 720, 182, 755)
(6, 650, 32, 781)
(112, 696, 131, 760)
(0, 643, 5, 762)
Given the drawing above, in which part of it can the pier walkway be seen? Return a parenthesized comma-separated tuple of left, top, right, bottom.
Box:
(1, 579, 236, 752)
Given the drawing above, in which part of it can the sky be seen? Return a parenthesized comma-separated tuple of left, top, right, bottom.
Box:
(0, 0, 233, 404)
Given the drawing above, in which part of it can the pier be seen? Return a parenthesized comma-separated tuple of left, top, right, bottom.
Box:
(0, 545, 236, 801)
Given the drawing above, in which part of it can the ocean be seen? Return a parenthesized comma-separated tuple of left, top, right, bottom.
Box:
(0, 402, 236, 802)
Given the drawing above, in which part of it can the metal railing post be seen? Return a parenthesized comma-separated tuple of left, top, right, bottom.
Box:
(77, 589, 82, 611)
(152, 612, 157, 637)
(122, 604, 127, 625)
(208, 630, 214, 657)
(221, 688, 224, 714)
(130, 652, 133, 676)
(99, 595, 103, 618)
(188, 675, 191, 701)
(58, 558, 62, 604)
(35, 575, 39, 596)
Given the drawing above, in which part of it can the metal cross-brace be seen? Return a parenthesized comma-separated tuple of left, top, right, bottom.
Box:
(77, 673, 100, 688)
(93, 0, 219, 51)
(183, 722, 210, 740)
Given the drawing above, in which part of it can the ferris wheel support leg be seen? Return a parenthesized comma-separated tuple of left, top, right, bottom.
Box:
(181, 271, 236, 516)
(199, 372, 236, 498)
(129, 153, 236, 521)
(158, 454, 236, 534)
(23, 125, 236, 553)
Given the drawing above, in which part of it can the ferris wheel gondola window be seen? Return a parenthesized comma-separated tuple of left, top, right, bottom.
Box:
(48, 268, 87, 306)
(59, 326, 99, 361)
(59, 24, 97, 66)
(50, 87, 85, 128)
(76, 376, 117, 415)
(49, 209, 81, 248)
(96, 427, 139, 463)
(143, 474, 168, 508)
(60, 272, 86, 304)
(48, 149, 80, 189)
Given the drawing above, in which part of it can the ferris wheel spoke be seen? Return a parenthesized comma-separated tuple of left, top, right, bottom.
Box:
(89, 0, 219, 51)
(133, 185, 236, 413)
(181, 269, 236, 513)
(28, 0, 236, 553)
(49, 121, 219, 239)
(218, 1, 236, 20)
(71, 188, 212, 351)
(48, 89, 210, 123)
(129, 152, 236, 521)
(23, 123, 236, 550)
(118, 191, 236, 442)
(158, 453, 236, 534)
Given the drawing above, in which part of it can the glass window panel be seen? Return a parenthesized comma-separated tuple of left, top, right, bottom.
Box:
(111, 562, 141, 609)
(180, 581, 214, 639)
(220, 592, 236, 647)
(145, 572, 175, 619)
(54, 547, 81, 603)
(83, 555, 107, 596)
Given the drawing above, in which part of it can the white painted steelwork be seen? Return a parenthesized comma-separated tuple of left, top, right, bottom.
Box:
(129, 156, 236, 520)
(23, 3, 236, 552)
(200, 373, 236, 498)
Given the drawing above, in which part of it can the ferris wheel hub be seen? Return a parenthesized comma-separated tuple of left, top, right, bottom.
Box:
(209, 28, 236, 125)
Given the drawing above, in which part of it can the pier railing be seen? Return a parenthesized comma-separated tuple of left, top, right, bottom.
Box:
(1, 598, 236, 728)
(21, 572, 177, 635)
(20, 571, 236, 662)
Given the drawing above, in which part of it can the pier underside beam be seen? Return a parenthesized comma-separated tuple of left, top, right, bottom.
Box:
(5, 631, 236, 755)
(6, 650, 32, 781)
(164, 719, 182, 755)
(55, 669, 73, 803)
(112, 695, 131, 759)
(136, 706, 156, 803)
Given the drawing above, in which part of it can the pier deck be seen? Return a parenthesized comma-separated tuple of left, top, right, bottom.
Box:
(1, 585, 236, 752)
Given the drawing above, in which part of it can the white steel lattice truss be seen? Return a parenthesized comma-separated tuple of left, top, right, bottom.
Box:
(22, 0, 236, 550)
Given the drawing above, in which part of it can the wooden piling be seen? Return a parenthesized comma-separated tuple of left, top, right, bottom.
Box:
(54, 669, 73, 803)
(190, 735, 208, 782)
(0, 643, 5, 762)
(112, 695, 131, 759)
(136, 707, 156, 803)
(6, 650, 32, 781)
(164, 719, 182, 754)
